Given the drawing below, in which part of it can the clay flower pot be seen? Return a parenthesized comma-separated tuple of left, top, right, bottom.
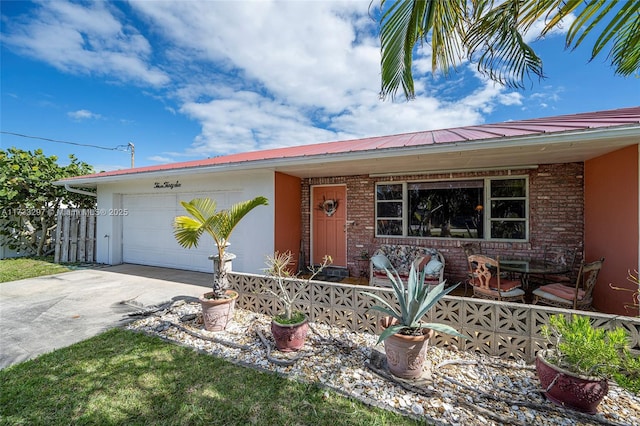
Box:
(535, 350, 609, 414)
(271, 316, 309, 352)
(381, 317, 435, 379)
(199, 290, 238, 332)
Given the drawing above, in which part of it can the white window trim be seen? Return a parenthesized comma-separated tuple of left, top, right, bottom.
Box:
(375, 176, 529, 241)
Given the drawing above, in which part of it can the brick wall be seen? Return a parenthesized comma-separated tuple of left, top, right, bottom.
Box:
(301, 163, 584, 284)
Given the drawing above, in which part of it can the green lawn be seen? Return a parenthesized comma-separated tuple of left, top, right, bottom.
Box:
(0, 257, 71, 283)
(0, 257, 424, 425)
(0, 328, 423, 426)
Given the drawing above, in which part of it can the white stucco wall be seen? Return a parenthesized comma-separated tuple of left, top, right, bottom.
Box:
(94, 169, 275, 274)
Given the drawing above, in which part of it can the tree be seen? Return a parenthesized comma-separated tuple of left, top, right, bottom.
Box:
(0, 147, 95, 256)
(173, 196, 269, 298)
(379, 0, 640, 100)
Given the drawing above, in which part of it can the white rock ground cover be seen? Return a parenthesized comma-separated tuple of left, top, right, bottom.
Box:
(126, 300, 639, 426)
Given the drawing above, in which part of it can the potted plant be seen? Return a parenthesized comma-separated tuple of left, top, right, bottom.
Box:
(263, 250, 332, 352)
(537, 314, 640, 414)
(173, 196, 268, 331)
(361, 254, 465, 379)
(358, 249, 370, 260)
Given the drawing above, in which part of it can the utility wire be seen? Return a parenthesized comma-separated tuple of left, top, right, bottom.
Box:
(1, 131, 129, 151)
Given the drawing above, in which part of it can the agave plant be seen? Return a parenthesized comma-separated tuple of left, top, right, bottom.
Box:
(173, 196, 268, 298)
(361, 254, 465, 344)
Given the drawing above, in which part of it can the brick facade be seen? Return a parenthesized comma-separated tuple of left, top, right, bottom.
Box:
(302, 163, 584, 285)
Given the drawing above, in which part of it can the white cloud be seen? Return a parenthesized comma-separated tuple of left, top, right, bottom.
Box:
(132, 1, 379, 112)
(67, 109, 102, 120)
(130, 0, 513, 154)
(516, 85, 565, 112)
(3, 0, 538, 159)
(180, 92, 337, 156)
(148, 155, 173, 163)
(3, 1, 169, 86)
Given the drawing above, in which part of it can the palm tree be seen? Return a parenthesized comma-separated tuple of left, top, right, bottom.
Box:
(174, 196, 269, 298)
(379, 0, 640, 100)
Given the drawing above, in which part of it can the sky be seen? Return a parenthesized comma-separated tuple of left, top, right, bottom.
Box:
(1, 0, 638, 172)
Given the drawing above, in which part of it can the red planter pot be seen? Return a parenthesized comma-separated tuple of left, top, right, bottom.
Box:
(271, 317, 309, 352)
(535, 350, 609, 414)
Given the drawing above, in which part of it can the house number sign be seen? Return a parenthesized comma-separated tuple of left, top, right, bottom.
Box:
(154, 180, 182, 189)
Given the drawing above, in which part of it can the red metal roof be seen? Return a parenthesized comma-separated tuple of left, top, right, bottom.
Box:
(64, 106, 640, 181)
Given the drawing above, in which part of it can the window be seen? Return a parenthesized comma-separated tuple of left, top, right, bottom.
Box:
(376, 183, 403, 236)
(489, 178, 527, 240)
(375, 177, 528, 241)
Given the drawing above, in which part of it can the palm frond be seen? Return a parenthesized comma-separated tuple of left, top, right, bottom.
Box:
(379, 0, 427, 100)
(379, 0, 638, 98)
(379, 0, 467, 100)
(609, 16, 640, 75)
(180, 198, 218, 224)
(567, 0, 640, 76)
(429, 0, 467, 78)
(173, 196, 268, 251)
(518, 0, 639, 78)
(173, 216, 206, 249)
(208, 196, 269, 244)
(465, 0, 544, 88)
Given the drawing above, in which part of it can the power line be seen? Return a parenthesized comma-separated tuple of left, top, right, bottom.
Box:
(1, 131, 128, 151)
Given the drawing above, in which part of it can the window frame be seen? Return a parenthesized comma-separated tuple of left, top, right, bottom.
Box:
(374, 176, 529, 241)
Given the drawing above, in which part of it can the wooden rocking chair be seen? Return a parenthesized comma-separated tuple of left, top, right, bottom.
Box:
(468, 254, 525, 303)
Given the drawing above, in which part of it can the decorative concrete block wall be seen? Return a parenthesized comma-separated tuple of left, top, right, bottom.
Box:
(230, 272, 640, 363)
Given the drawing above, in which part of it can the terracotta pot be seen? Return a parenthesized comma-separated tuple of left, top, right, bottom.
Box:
(381, 318, 434, 379)
(271, 316, 309, 352)
(535, 350, 609, 414)
(199, 290, 238, 332)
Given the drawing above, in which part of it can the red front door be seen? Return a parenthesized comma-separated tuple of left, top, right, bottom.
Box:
(312, 185, 346, 266)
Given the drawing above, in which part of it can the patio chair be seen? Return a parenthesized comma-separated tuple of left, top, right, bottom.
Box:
(531, 258, 605, 310)
(467, 254, 525, 303)
(462, 242, 482, 296)
(529, 246, 580, 286)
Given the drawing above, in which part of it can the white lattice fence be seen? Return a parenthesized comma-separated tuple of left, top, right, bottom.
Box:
(229, 272, 640, 362)
(54, 209, 96, 263)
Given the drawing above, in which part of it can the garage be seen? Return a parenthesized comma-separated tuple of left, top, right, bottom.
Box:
(61, 169, 275, 274)
(122, 191, 243, 273)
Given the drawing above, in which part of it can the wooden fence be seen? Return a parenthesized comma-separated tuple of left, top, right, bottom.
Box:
(54, 209, 96, 263)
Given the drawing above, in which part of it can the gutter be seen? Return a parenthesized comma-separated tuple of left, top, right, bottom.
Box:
(64, 184, 97, 197)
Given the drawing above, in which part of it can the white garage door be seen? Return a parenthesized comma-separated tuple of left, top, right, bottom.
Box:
(122, 193, 225, 272)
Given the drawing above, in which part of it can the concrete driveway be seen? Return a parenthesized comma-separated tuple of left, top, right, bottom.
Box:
(0, 264, 212, 370)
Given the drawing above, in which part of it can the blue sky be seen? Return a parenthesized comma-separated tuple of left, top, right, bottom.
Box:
(1, 1, 638, 172)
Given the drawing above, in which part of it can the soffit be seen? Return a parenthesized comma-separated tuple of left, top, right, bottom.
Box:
(271, 129, 638, 178)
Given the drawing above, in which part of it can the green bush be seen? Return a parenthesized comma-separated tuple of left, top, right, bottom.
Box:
(541, 314, 640, 392)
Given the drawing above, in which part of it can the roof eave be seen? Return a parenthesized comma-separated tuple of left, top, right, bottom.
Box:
(55, 124, 639, 187)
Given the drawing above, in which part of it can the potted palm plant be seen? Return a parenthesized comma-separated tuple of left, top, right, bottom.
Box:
(173, 196, 268, 331)
(361, 254, 465, 379)
(263, 251, 332, 352)
(537, 314, 640, 414)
